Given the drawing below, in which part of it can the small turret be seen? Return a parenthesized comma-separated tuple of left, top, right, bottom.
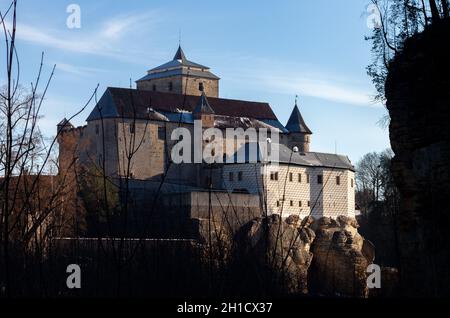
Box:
(57, 118, 74, 134)
(193, 92, 215, 128)
(285, 98, 312, 152)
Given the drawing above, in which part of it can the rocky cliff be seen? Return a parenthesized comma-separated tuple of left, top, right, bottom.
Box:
(224, 215, 376, 297)
(385, 19, 450, 296)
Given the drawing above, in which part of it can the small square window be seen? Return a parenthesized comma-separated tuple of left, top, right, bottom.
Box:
(158, 126, 165, 140)
(229, 172, 234, 181)
(299, 201, 302, 207)
(336, 176, 341, 185)
(307, 201, 311, 207)
(289, 172, 293, 182)
(275, 172, 279, 181)
(238, 171, 243, 181)
(276, 201, 280, 207)
(317, 175, 323, 184)
(290, 200, 293, 207)
(306, 174, 310, 183)
(351, 179, 354, 188)
(298, 173, 302, 183)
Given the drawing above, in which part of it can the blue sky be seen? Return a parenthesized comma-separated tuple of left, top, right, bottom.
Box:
(2, 0, 390, 163)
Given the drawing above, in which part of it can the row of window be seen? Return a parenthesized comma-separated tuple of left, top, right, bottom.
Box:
(151, 82, 204, 92)
(276, 200, 311, 208)
(232, 171, 354, 188)
(270, 172, 352, 187)
(229, 171, 243, 181)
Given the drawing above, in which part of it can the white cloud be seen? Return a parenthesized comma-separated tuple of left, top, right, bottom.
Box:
(6, 10, 161, 64)
(261, 75, 378, 106)
(101, 12, 157, 40)
(219, 56, 381, 107)
(53, 62, 108, 77)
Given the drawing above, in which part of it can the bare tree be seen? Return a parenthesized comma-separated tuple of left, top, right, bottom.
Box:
(0, 0, 98, 296)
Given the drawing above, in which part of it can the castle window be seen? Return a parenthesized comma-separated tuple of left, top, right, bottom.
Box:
(289, 172, 293, 182)
(351, 178, 354, 188)
(229, 172, 234, 182)
(152, 84, 156, 91)
(168, 82, 173, 91)
(306, 174, 310, 183)
(270, 171, 279, 181)
(317, 175, 323, 184)
(299, 201, 302, 207)
(130, 123, 135, 134)
(336, 176, 341, 185)
(238, 171, 243, 181)
(98, 154, 103, 166)
(307, 201, 311, 207)
(298, 173, 302, 183)
(158, 127, 165, 140)
(95, 124, 99, 135)
(276, 201, 280, 207)
(290, 200, 293, 207)
(199, 82, 204, 92)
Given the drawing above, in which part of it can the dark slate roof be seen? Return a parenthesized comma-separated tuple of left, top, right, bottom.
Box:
(278, 144, 354, 170)
(143, 46, 210, 73)
(136, 68, 220, 81)
(173, 46, 186, 60)
(285, 104, 312, 134)
(86, 87, 279, 121)
(227, 143, 354, 171)
(57, 118, 73, 127)
(193, 92, 215, 114)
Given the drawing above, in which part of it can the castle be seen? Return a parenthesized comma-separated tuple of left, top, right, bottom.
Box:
(57, 46, 355, 231)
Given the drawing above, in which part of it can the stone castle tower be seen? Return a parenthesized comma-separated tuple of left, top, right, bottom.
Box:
(136, 46, 220, 97)
(285, 101, 312, 152)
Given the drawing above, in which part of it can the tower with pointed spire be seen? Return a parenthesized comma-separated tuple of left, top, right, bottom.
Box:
(193, 91, 215, 128)
(136, 46, 220, 97)
(285, 98, 312, 152)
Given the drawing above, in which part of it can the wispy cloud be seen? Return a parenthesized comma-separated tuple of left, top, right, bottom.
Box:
(260, 75, 378, 106)
(53, 62, 108, 76)
(100, 12, 156, 40)
(219, 56, 381, 107)
(7, 10, 162, 64)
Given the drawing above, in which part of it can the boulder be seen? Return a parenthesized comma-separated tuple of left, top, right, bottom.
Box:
(234, 214, 315, 294)
(308, 217, 374, 297)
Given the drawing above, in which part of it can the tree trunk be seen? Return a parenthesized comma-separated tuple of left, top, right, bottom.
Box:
(429, 0, 441, 23)
(421, 0, 429, 26)
(442, 0, 449, 18)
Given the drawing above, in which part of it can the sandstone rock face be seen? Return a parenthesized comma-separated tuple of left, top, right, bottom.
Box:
(385, 19, 450, 296)
(235, 214, 315, 294)
(308, 216, 373, 297)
